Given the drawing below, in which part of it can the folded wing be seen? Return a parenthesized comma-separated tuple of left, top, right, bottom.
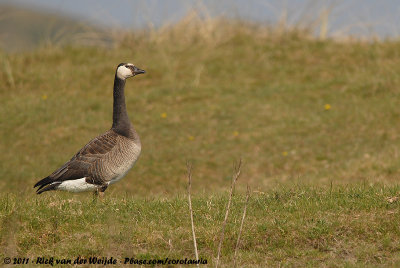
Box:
(34, 130, 119, 194)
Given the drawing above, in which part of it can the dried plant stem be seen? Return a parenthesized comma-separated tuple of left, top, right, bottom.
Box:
(215, 159, 242, 268)
(3, 57, 15, 88)
(187, 162, 199, 267)
(233, 184, 251, 267)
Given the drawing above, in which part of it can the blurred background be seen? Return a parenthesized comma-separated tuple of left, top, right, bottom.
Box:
(1, 0, 400, 196)
(1, 0, 400, 51)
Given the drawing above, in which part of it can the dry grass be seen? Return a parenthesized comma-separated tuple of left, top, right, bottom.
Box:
(215, 160, 241, 267)
(233, 184, 250, 267)
(186, 162, 199, 266)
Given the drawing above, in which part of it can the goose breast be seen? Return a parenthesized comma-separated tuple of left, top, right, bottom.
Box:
(100, 135, 141, 185)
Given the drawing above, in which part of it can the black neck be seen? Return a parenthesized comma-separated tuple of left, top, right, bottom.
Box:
(111, 75, 133, 137)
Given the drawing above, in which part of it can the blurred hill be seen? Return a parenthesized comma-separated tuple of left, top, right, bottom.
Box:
(0, 4, 113, 52)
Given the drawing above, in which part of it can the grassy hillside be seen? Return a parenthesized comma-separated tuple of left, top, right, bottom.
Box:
(1, 20, 400, 195)
(1, 17, 400, 266)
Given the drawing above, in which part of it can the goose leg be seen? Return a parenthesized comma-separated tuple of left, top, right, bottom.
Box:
(93, 189, 104, 201)
(93, 188, 100, 198)
(93, 185, 108, 200)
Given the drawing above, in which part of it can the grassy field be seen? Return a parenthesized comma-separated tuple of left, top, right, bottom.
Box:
(1, 17, 400, 266)
(1, 185, 400, 267)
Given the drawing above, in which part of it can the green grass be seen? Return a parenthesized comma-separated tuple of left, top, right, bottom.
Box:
(2, 29, 400, 195)
(2, 19, 400, 266)
(1, 185, 400, 267)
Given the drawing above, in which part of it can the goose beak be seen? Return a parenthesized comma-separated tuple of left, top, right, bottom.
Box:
(133, 66, 145, 75)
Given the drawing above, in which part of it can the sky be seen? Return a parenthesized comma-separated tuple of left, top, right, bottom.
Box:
(3, 0, 400, 38)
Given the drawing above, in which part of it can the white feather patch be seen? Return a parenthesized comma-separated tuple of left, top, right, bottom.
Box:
(116, 64, 134, 79)
(57, 178, 98, 192)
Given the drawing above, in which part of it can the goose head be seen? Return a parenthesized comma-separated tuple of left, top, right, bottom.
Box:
(116, 63, 145, 80)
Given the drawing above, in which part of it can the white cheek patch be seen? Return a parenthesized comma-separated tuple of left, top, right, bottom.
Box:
(117, 66, 133, 79)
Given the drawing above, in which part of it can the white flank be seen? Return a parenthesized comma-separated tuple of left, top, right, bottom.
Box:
(116, 64, 134, 79)
(57, 178, 98, 192)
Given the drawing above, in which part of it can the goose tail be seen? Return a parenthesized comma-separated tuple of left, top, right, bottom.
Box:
(36, 182, 61, 194)
(34, 177, 60, 194)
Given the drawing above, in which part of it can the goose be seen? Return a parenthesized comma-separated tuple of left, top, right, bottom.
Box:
(34, 63, 145, 195)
